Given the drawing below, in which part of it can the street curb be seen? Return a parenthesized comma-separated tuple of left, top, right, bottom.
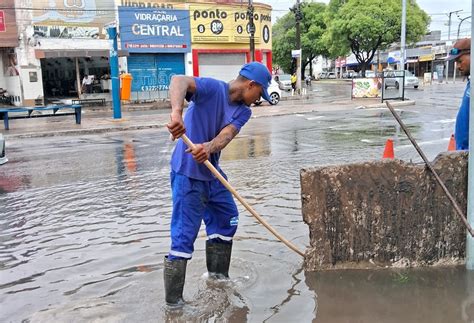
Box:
(4, 123, 167, 139)
(364, 100, 416, 109)
(4, 100, 416, 139)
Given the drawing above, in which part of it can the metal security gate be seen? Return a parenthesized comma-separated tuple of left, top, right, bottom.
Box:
(128, 54, 185, 102)
(198, 53, 246, 82)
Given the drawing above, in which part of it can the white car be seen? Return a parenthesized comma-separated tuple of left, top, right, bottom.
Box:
(254, 80, 282, 106)
(0, 133, 7, 165)
(364, 70, 376, 78)
(274, 74, 292, 91)
(385, 70, 419, 89)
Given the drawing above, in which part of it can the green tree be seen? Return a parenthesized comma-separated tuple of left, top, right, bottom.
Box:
(272, 2, 328, 78)
(326, 0, 429, 76)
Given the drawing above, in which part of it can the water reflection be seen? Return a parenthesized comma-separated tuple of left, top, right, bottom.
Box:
(224, 134, 271, 160)
(463, 271, 474, 322)
(305, 267, 473, 323)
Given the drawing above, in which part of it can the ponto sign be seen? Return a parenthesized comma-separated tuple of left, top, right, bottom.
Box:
(193, 9, 228, 20)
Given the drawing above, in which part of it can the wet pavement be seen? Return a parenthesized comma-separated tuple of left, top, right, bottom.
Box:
(1, 81, 474, 322)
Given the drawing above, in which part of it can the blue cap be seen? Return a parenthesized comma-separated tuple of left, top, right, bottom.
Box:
(446, 38, 471, 61)
(239, 62, 272, 103)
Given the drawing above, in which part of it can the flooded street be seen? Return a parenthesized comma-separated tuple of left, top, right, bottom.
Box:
(1, 82, 474, 322)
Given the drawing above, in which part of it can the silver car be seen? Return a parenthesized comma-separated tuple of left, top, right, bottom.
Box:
(0, 133, 7, 165)
(274, 74, 292, 91)
(385, 70, 419, 89)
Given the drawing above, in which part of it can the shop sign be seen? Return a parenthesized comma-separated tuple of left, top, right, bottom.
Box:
(31, 0, 115, 38)
(352, 78, 381, 98)
(117, 0, 182, 9)
(119, 7, 190, 53)
(0, 0, 17, 47)
(291, 49, 301, 58)
(0, 11, 5, 32)
(432, 45, 446, 55)
(33, 25, 100, 39)
(419, 53, 435, 62)
(335, 57, 346, 68)
(345, 54, 358, 65)
(189, 4, 271, 45)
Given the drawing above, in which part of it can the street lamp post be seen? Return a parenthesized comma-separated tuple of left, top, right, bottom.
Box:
(454, 16, 471, 83)
(107, 26, 122, 119)
(446, 10, 463, 83)
(295, 0, 302, 95)
(467, 0, 474, 271)
(400, 0, 406, 71)
(248, 0, 255, 61)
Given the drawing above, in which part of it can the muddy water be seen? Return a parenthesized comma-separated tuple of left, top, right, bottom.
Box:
(1, 108, 472, 322)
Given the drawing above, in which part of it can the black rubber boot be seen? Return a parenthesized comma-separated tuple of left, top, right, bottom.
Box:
(206, 241, 232, 278)
(163, 256, 187, 306)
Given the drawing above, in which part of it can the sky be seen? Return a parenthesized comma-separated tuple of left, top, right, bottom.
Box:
(259, 0, 472, 41)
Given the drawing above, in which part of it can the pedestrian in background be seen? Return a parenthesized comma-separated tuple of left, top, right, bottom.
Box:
(291, 72, 297, 93)
(82, 74, 93, 94)
(447, 38, 471, 150)
(165, 62, 272, 306)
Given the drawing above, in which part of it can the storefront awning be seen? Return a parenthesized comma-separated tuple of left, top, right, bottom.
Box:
(343, 62, 360, 67)
(387, 57, 399, 64)
(35, 49, 129, 59)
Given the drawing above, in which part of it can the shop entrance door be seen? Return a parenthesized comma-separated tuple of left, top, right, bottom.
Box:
(128, 53, 185, 101)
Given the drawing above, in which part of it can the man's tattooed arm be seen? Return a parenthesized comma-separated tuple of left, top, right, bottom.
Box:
(204, 124, 239, 155)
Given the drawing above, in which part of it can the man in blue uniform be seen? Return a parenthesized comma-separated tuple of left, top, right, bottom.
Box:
(447, 38, 471, 150)
(165, 62, 272, 306)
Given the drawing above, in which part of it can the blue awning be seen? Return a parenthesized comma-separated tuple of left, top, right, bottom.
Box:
(387, 57, 399, 64)
(343, 62, 359, 67)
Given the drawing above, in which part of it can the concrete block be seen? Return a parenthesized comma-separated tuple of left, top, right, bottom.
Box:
(301, 152, 468, 270)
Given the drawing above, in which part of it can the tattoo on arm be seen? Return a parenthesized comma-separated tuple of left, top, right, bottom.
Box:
(206, 125, 238, 154)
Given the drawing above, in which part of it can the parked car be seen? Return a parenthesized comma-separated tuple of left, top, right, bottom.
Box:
(274, 74, 292, 91)
(364, 70, 376, 78)
(0, 133, 7, 165)
(385, 70, 419, 89)
(318, 72, 327, 79)
(319, 72, 336, 79)
(342, 70, 358, 78)
(254, 80, 282, 106)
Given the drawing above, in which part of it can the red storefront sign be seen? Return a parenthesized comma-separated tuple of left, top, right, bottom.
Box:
(0, 11, 5, 32)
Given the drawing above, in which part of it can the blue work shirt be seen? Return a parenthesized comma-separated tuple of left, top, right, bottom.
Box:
(455, 80, 470, 150)
(170, 77, 252, 181)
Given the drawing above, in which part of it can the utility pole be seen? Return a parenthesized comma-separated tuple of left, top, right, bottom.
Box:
(400, 0, 406, 72)
(467, 0, 474, 271)
(454, 16, 471, 83)
(294, 0, 302, 95)
(446, 9, 463, 83)
(248, 0, 255, 61)
(107, 26, 121, 119)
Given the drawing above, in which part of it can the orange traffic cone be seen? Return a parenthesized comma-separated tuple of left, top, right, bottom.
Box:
(382, 139, 394, 159)
(447, 134, 456, 151)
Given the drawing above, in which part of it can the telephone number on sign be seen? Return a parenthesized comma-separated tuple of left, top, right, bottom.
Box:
(141, 85, 169, 91)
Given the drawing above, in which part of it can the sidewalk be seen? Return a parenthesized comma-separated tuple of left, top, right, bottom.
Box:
(2, 96, 415, 139)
